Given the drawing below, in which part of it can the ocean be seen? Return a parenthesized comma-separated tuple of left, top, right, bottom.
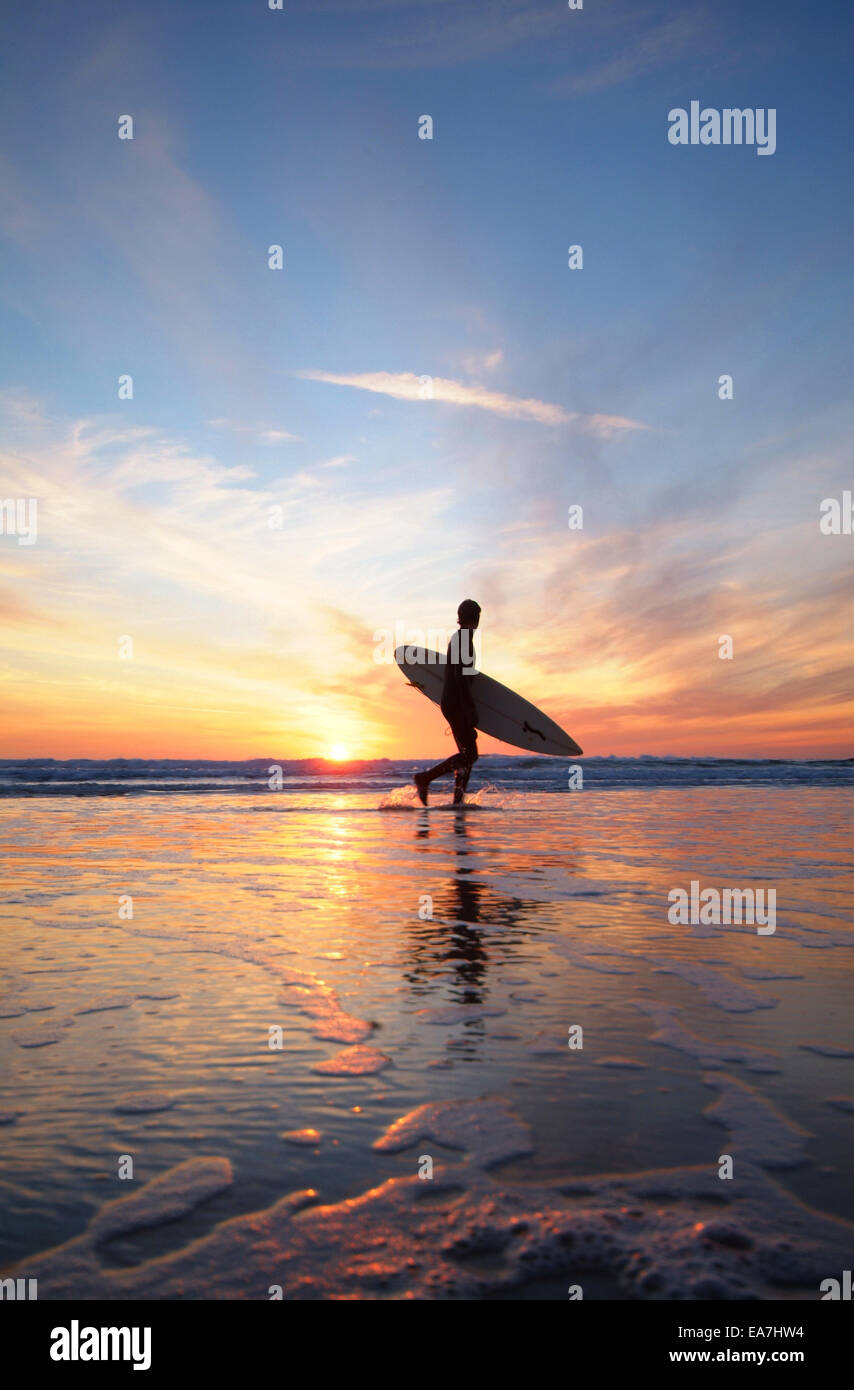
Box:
(1, 754, 851, 795)
(1, 756, 852, 1299)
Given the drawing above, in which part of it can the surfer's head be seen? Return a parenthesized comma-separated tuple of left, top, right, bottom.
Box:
(457, 599, 481, 629)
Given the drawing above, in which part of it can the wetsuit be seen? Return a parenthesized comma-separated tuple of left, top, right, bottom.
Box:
(423, 629, 479, 795)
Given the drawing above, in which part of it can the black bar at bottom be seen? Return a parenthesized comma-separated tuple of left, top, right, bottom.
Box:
(3, 1297, 848, 1377)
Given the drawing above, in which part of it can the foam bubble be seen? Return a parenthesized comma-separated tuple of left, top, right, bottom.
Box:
(373, 1098, 533, 1169)
(312, 1046, 391, 1076)
(637, 1002, 780, 1073)
(703, 1074, 810, 1168)
(89, 1157, 233, 1242)
(13, 1100, 852, 1301)
(652, 962, 778, 1013)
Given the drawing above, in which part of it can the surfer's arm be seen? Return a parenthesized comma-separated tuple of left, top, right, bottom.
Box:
(444, 635, 477, 721)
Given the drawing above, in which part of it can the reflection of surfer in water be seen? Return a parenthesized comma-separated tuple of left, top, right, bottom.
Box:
(414, 599, 481, 807)
(405, 816, 488, 1002)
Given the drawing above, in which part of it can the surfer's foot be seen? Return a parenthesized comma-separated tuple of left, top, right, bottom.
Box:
(414, 772, 429, 806)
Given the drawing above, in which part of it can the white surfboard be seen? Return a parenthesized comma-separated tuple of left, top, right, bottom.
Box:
(395, 646, 582, 757)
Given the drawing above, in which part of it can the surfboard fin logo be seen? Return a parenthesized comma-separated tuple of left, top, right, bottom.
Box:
(522, 720, 546, 742)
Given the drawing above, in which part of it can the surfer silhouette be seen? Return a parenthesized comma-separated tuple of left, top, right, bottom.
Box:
(414, 599, 481, 806)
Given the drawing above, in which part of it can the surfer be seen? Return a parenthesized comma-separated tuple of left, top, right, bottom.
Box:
(414, 600, 481, 806)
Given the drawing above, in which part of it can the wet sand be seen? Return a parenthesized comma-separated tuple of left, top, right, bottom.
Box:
(1, 784, 852, 1298)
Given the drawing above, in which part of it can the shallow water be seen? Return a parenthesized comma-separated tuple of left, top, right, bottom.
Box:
(1, 779, 852, 1299)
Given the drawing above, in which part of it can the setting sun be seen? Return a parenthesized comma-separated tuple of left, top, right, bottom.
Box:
(327, 744, 351, 761)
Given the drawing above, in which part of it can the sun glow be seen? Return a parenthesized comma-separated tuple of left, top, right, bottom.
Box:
(327, 744, 351, 761)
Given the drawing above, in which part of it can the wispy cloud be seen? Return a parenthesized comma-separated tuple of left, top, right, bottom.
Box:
(3, 399, 851, 757)
(291, 0, 563, 70)
(209, 420, 301, 445)
(0, 402, 468, 754)
(546, 9, 710, 98)
(320, 454, 357, 468)
(468, 509, 854, 756)
(295, 369, 646, 434)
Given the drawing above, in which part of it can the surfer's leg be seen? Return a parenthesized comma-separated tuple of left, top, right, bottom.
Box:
(452, 726, 478, 804)
(415, 722, 471, 802)
(414, 751, 463, 803)
(421, 752, 465, 783)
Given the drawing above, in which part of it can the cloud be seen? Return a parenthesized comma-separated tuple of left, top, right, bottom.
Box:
(0, 403, 460, 677)
(295, 369, 646, 434)
(0, 403, 465, 755)
(473, 508, 854, 756)
(546, 8, 712, 98)
(208, 420, 301, 444)
(0, 587, 56, 627)
(3, 401, 851, 758)
(456, 348, 504, 378)
(289, 0, 564, 70)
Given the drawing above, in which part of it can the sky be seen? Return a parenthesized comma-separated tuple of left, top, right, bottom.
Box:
(1, 0, 852, 760)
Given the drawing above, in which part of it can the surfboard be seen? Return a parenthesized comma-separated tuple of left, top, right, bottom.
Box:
(394, 646, 582, 757)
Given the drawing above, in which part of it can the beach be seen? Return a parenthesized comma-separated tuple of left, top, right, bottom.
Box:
(1, 758, 852, 1299)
